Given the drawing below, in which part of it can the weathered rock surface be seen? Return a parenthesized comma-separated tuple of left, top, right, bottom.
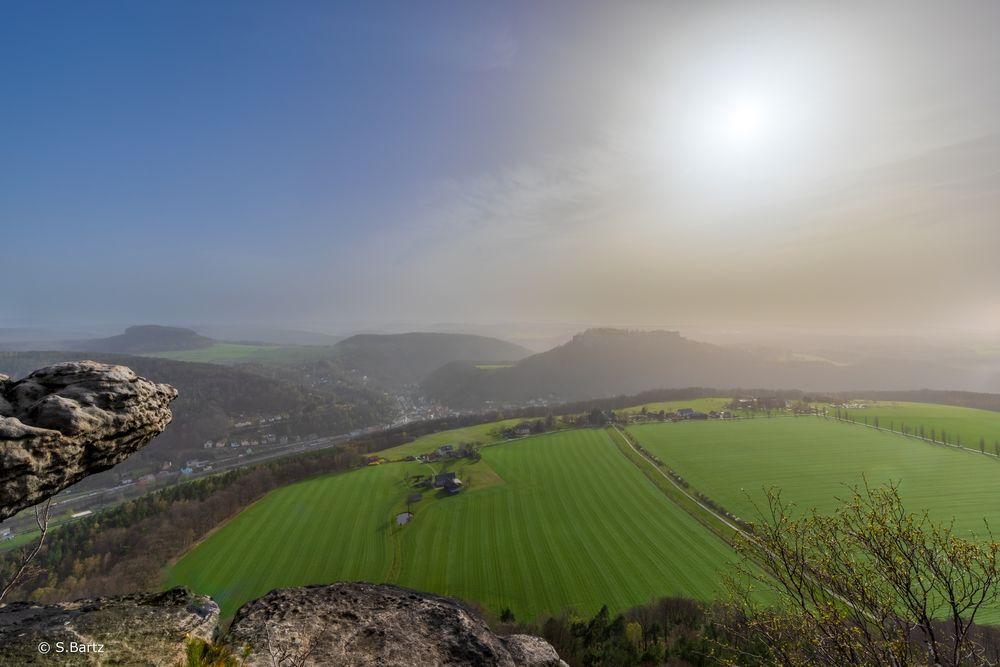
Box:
(227, 582, 567, 667)
(0, 361, 177, 521)
(0, 587, 218, 666)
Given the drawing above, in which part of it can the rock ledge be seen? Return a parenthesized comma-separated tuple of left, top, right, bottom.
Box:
(227, 582, 567, 667)
(0, 361, 177, 521)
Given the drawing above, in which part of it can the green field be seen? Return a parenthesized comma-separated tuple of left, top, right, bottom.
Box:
(145, 343, 337, 364)
(621, 397, 732, 415)
(627, 417, 1000, 534)
(167, 429, 737, 620)
(167, 463, 422, 617)
(379, 419, 530, 459)
(830, 400, 1000, 453)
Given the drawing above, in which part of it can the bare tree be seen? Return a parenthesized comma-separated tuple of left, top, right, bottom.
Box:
(0, 499, 52, 602)
(719, 483, 1000, 666)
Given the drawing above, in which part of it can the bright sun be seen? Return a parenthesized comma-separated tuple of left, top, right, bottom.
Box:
(718, 98, 768, 146)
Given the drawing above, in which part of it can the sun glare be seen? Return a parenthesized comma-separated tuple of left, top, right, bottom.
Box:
(718, 98, 768, 146)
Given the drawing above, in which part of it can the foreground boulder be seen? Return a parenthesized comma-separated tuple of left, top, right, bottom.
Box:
(227, 582, 567, 667)
(0, 587, 218, 666)
(0, 361, 177, 521)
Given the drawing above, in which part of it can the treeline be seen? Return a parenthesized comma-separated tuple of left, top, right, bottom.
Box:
(0, 447, 361, 602)
(501, 596, 768, 667)
(825, 388, 1000, 413)
(507, 592, 1000, 667)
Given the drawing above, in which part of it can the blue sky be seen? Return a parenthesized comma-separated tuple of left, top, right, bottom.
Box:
(4, 2, 1000, 333)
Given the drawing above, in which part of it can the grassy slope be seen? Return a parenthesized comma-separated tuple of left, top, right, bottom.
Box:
(620, 397, 732, 415)
(395, 430, 735, 619)
(379, 420, 525, 459)
(831, 400, 1000, 452)
(167, 429, 736, 620)
(145, 343, 336, 364)
(166, 463, 423, 618)
(628, 417, 1000, 532)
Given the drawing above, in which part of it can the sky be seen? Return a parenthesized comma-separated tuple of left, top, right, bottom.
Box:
(4, 1, 1000, 336)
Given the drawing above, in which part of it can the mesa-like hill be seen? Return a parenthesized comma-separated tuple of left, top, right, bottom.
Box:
(72, 325, 215, 354)
(330, 332, 532, 388)
(421, 328, 982, 407)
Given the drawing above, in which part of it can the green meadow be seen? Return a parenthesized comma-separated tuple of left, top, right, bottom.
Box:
(831, 400, 1000, 453)
(167, 429, 736, 620)
(627, 417, 1000, 534)
(145, 343, 337, 364)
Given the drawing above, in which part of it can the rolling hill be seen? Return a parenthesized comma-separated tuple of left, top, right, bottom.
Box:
(71, 325, 215, 354)
(422, 328, 984, 407)
(330, 332, 532, 388)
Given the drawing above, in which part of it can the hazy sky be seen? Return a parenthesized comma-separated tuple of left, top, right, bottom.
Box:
(4, 1, 1000, 334)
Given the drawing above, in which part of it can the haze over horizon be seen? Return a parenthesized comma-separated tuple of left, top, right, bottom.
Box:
(6, 1, 1000, 335)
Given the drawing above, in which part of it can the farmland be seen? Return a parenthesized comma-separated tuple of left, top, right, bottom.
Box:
(167, 429, 737, 620)
(145, 343, 337, 364)
(619, 397, 732, 416)
(831, 400, 1000, 454)
(627, 416, 1000, 534)
(378, 419, 527, 459)
(166, 462, 423, 618)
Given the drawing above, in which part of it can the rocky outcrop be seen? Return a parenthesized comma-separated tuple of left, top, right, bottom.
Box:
(227, 582, 567, 667)
(0, 587, 218, 666)
(0, 363, 565, 666)
(0, 361, 177, 521)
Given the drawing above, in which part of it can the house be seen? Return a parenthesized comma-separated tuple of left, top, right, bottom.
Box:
(180, 467, 194, 475)
(433, 472, 456, 488)
(513, 423, 533, 437)
(1, 527, 13, 541)
(443, 478, 463, 494)
(436, 444, 455, 457)
(676, 408, 695, 418)
(689, 411, 709, 420)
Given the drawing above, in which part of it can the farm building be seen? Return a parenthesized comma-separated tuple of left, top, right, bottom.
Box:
(432, 472, 463, 494)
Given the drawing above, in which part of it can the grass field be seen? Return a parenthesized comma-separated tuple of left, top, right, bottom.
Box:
(379, 419, 530, 459)
(145, 343, 337, 364)
(166, 463, 423, 618)
(627, 417, 1000, 534)
(829, 400, 1000, 453)
(167, 429, 737, 620)
(621, 397, 732, 415)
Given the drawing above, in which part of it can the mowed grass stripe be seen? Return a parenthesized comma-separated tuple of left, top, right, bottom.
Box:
(395, 429, 735, 619)
(167, 463, 421, 618)
(169, 429, 736, 622)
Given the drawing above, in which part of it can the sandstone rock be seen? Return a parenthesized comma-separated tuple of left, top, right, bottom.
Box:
(0, 586, 218, 666)
(0, 361, 177, 521)
(227, 582, 567, 667)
